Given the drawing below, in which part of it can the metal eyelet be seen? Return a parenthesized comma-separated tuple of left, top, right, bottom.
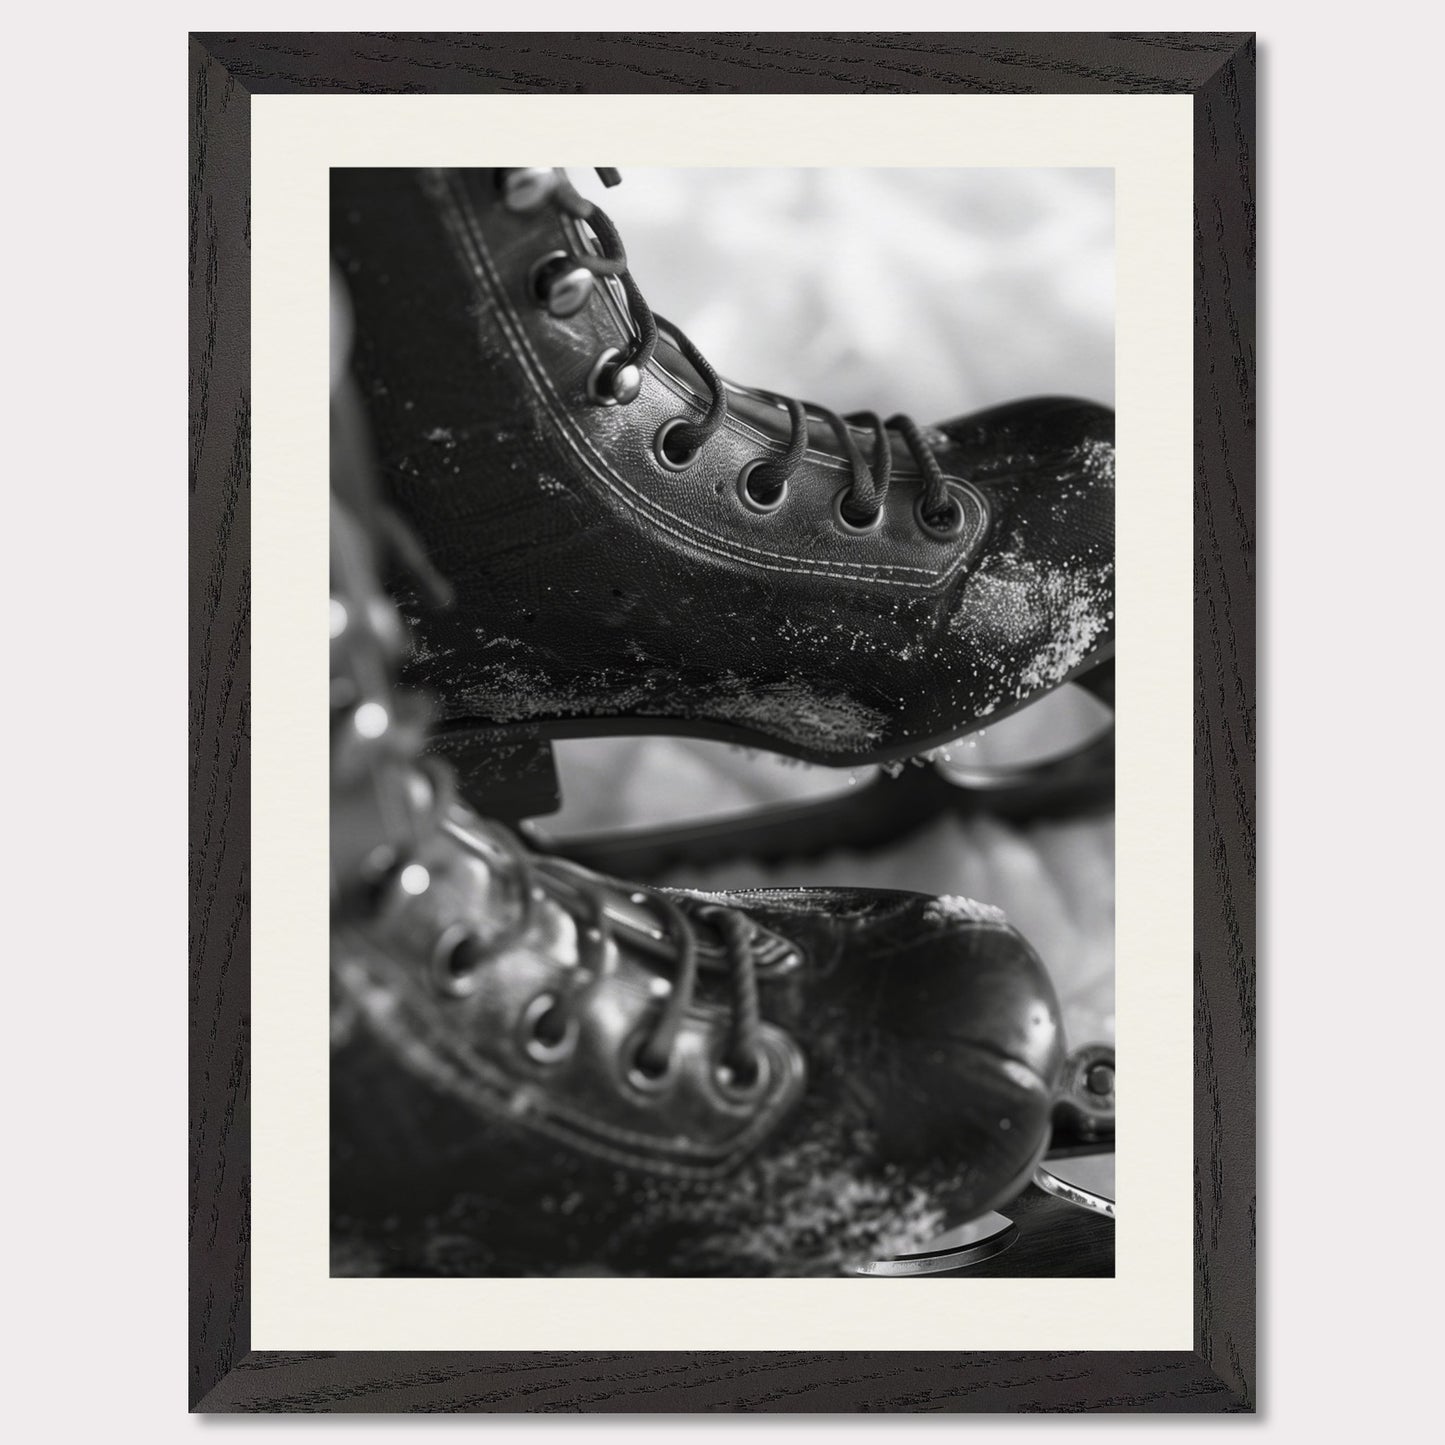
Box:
(396, 862, 431, 898)
(499, 167, 557, 214)
(736, 459, 787, 514)
(352, 700, 390, 738)
(713, 1048, 770, 1102)
(404, 767, 434, 814)
(914, 492, 966, 540)
(625, 1036, 676, 1093)
(831, 488, 883, 535)
(431, 922, 488, 999)
(527, 250, 595, 318)
(519, 992, 578, 1065)
(587, 347, 642, 406)
(653, 418, 699, 472)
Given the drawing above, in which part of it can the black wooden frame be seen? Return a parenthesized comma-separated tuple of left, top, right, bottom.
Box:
(189, 31, 1255, 1413)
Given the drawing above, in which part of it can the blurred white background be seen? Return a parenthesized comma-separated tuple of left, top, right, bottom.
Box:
(561, 168, 1116, 1047)
(574, 167, 1113, 415)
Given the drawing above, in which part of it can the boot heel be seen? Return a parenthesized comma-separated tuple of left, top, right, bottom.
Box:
(426, 726, 561, 823)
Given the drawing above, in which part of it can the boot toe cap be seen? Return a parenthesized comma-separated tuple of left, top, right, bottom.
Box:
(863, 911, 1067, 1193)
(931, 396, 1114, 719)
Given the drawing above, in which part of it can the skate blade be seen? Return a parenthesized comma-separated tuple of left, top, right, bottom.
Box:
(531, 730, 1113, 881)
(850, 1212, 1018, 1277)
(1033, 1152, 1115, 1218)
(546, 685, 1112, 835)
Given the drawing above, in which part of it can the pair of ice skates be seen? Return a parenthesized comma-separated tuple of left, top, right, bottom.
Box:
(330, 168, 1116, 1276)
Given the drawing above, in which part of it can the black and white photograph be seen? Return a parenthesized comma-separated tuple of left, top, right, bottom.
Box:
(328, 164, 1117, 1279)
(177, 26, 1259, 1413)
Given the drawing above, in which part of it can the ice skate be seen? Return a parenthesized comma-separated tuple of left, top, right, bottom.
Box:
(330, 335, 1102, 1278)
(331, 167, 1115, 858)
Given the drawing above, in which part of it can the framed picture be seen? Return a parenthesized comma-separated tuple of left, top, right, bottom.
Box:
(191, 31, 1254, 1412)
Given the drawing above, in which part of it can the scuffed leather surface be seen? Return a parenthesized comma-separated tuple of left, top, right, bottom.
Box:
(334, 325, 1062, 1272)
(333, 833, 806, 1180)
(332, 850, 1064, 1275)
(333, 168, 1115, 764)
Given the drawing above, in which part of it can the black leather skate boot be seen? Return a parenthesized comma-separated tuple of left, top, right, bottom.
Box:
(332, 168, 1115, 823)
(332, 851, 1069, 1277)
(330, 348, 1070, 1279)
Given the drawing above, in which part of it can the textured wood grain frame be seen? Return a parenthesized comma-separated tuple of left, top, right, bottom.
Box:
(189, 31, 1255, 1413)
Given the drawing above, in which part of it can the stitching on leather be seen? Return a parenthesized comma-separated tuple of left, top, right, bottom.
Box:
(440, 1020, 795, 1172)
(436, 175, 987, 591)
(375, 973, 788, 1180)
(354, 940, 800, 1179)
(575, 221, 996, 582)
(582, 236, 992, 501)
(439, 181, 930, 584)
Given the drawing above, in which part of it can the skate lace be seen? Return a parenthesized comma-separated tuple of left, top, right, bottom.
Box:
(514, 168, 966, 537)
(334, 371, 766, 1090)
(407, 754, 767, 1087)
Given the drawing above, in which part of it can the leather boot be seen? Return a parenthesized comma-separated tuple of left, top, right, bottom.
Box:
(330, 338, 1069, 1277)
(332, 168, 1114, 823)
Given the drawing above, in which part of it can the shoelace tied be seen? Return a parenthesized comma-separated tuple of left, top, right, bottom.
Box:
(513, 167, 965, 535)
(408, 756, 766, 1087)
